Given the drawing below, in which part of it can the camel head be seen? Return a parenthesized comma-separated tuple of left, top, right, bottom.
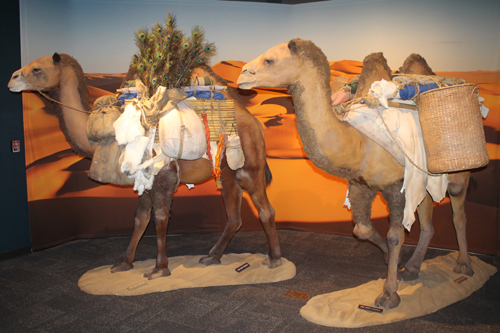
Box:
(238, 39, 329, 90)
(8, 53, 64, 92)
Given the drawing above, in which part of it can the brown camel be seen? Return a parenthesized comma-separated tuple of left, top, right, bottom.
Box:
(8, 53, 282, 279)
(237, 39, 474, 309)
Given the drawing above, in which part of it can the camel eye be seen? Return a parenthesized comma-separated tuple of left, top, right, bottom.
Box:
(264, 59, 274, 66)
(32, 68, 41, 74)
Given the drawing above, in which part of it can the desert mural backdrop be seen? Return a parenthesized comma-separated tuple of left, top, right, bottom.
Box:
(16, 0, 500, 253)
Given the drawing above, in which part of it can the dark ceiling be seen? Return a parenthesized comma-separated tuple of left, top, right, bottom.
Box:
(221, 0, 329, 4)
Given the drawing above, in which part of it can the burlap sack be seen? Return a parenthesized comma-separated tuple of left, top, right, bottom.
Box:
(87, 95, 134, 185)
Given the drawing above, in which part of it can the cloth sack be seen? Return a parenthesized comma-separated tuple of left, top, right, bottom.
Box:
(86, 95, 134, 185)
(159, 100, 207, 160)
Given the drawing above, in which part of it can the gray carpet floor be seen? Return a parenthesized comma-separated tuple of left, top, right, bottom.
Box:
(0, 230, 499, 332)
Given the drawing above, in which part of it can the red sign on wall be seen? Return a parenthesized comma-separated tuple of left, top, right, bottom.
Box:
(11, 140, 20, 153)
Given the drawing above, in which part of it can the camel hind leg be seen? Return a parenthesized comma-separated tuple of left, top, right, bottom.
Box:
(199, 165, 244, 266)
(199, 163, 281, 268)
(235, 164, 281, 268)
(398, 193, 434, 281)
(448, 172, 474, 276)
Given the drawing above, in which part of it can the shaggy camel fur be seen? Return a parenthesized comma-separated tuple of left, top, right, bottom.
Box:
(9, 53, 282, 279)
(237, 39, 474, 309)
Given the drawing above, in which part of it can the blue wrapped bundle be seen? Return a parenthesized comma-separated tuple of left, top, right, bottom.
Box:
(186, 91, 227, 100)
(399, 83, 439, 100)
(118, 90, 227, 105)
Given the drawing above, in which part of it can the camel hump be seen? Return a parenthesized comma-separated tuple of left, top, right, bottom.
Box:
(398, 53, 435, 75)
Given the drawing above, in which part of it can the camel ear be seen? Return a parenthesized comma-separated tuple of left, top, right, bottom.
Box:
(52, 53, 61, 65)
(288, 40, 298, 55)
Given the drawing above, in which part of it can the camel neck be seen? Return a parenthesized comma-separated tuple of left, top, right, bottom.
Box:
(55, 65, 94, 158)
(289, 70, 363, 179)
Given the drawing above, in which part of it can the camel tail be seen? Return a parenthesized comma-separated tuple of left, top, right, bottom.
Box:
(265, 161, 273, 185)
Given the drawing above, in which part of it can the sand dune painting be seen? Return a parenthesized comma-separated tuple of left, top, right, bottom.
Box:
(21, 58, 500, 253)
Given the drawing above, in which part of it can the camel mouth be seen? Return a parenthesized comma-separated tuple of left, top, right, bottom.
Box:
(236, 77, 256, 90)
(237, 82, 255, 90)
(8, 79, 31, 92)
(8, 83, 25, 92)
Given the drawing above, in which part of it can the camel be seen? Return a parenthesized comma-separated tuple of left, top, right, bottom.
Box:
(237, 39, 474, 309)
(8, 52, 282, 280)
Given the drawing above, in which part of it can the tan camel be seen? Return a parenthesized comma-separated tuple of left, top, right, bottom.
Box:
(237, 39, 474, 309)
(9, 53, 282, 279)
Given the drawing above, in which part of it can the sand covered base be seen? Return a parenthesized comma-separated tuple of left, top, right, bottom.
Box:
(78, 253, 295, 296)
(300, 252, 497, 328)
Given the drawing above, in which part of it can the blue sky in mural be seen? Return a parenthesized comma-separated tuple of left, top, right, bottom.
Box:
(20, 0, 500, 73)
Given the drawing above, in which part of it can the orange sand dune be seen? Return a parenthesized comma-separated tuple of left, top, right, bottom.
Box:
(330, 60, 363, 77)
(22, 62, 500, 224)
(435, 71, 500, 85)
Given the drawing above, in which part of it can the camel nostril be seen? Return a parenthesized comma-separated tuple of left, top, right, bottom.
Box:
(13, 74, 19, 79)
(249, 70, 256, 75)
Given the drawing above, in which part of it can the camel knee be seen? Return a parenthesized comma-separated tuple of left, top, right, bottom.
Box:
(257, 203, 275, 224)
(448, 182, 466, 197)
(353, 223, 374, 240)
(387, 236, 399, 247)
(387, 225, 403, 247)
(154, 209, 168, 222)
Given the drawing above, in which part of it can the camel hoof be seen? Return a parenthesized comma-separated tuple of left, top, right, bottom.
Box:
(110, 262, 133, 273)
(261, 257, 282, 269)
(454, 263, 474, 276)
(144, 267, 171, 280)
(398, 268, 419, 281)
(375, 291, 401, 310)
(199, 256, 221, 266)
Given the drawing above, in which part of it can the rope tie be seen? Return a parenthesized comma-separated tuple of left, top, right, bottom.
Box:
(22, 73, 93, 114)
(373, 106, 440, 176)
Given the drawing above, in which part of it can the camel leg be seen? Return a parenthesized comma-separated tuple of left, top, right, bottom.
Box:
(200, 166, 244, 266)
(111, 193, 153, 273)
(243, 174, 281, 269)
(200, 164, 281, 268)
(399, 193, 434, 281)
(375, 182, 405, 310)
(348, 182, 388, 258)
(143, 163, 179, 280)
(448, 172, 474, 276)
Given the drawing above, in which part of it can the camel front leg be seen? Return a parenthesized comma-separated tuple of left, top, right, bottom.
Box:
(376, 182, 405, 309)
(448, 172, 474, 276)
(143, 163, 178, 280)
(348, 182, 388, 258)
(399, 193, 434, 281)
(111, 193, 152, 273)
(200, 166, 243, 266)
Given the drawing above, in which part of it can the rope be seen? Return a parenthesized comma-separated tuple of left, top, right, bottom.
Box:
(334, 91, 439, 176)
(373, 106, 440, 176)
(22, 73, 93, 114)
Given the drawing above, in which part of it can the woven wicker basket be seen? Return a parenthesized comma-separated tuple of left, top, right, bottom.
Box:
(188, 98, 237, 141)
(416, 84, 488, 173)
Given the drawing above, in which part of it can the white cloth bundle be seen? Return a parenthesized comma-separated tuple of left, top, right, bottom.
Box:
(225, 134, 245, 170)
(113, 102, 156, 195)
(342, 103, 448, 231)
(159, 100, 207, 160)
